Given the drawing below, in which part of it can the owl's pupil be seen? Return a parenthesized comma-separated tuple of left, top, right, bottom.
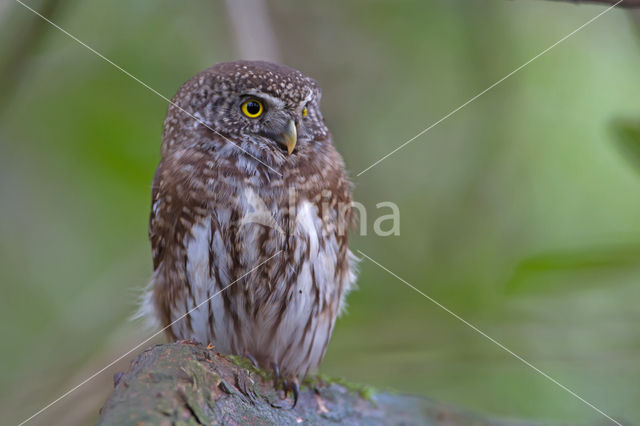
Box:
(246, 101, 260, 115)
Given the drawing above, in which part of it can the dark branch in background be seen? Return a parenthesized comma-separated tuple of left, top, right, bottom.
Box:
(545, 0, 640, 7)
(0, 0, 65, 115)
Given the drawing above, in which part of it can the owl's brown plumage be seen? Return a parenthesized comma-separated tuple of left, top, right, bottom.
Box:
(141, 61, 357, 393)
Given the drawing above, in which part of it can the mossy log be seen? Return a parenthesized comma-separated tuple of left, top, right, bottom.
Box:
(98, 341, 545, 425)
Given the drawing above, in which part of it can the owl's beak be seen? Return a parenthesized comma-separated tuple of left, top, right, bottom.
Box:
(279, 120, 297, 155)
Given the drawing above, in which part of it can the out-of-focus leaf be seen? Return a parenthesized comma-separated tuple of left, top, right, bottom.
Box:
(506, 244, 640, 294)
(612, 119, 640, 174)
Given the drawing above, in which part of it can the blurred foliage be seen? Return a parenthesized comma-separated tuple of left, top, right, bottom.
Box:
(506, 243, 640, 294)
(613, 118, 640, 174)
(1, 0, 640, 425)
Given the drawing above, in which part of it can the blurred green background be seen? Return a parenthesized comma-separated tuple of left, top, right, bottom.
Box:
(1, 0, 640, 424)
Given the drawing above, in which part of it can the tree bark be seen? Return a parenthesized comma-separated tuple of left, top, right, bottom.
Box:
(98, 341, 552, 426)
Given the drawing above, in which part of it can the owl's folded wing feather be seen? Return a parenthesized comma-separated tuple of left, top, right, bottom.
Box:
(149, 165, 166, 271)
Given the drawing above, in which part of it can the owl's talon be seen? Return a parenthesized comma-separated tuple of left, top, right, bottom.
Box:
(244, 352, 259, 368)
(271, 362, 281, 386)
(283, 377, 299, 409)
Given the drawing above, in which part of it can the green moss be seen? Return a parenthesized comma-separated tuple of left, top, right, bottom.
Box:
(302, 373, 377, 401)
(224, 354, 273, 381)
(224, 355, 376, 401)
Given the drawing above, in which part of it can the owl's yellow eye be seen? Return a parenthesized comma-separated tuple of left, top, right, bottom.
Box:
(241, 99, 263, 118)
(302, 108, 308, 117)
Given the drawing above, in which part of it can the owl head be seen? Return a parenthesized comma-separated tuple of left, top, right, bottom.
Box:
(162, 60, 331, 168)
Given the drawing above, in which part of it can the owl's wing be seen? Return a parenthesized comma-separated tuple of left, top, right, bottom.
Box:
(148, 152, 208, 272)
(146, 154, 210, 334)
(149, 164, 167, 271)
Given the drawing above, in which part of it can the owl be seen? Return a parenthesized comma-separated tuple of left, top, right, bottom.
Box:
(140, 60, 357, 404)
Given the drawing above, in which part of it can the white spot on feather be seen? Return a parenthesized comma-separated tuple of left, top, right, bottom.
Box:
(296, 201, 319, 257)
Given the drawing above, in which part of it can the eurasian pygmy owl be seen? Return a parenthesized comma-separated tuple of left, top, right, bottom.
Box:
(140, 60, 357, 402)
